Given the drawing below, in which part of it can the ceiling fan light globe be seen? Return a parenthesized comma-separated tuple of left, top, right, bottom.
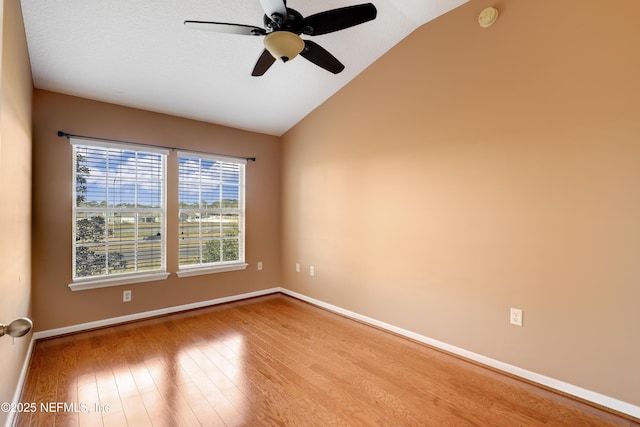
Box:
(264, 31, 305, 62)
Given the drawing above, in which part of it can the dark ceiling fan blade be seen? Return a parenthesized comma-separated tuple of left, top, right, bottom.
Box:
(184, 21, 266, 36)
(252, 49, 277, 76)
(258, 0, 287, 19)
(299, 40, 345, 74)
(301, 3, 377, 36)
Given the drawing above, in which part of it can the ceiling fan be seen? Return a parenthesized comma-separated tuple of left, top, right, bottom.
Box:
(185, 0, 377, 76)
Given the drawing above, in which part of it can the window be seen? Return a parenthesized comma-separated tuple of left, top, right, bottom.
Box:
(177, 151, 247, 276)
(71, 139, 169, 289)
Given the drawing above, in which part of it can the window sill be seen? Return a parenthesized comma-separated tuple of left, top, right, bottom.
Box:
(69, 271, 170, 291)
(176, 262, 248, 278)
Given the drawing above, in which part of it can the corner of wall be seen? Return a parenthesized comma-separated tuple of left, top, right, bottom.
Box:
(0, 1, 34, 426)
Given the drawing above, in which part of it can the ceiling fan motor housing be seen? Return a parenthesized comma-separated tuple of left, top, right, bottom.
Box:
(264, 8, 305, 32)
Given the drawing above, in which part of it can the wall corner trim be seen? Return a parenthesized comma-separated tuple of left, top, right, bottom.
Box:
(279, 288, 640, 420)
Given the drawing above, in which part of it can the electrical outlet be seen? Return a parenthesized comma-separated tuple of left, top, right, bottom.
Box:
(123, 290, 132, 303)
(296, 263, 300, 273)
(257, 261, 263, 271)
(309, 266, 315, 276)
(510, 308, 523, 326)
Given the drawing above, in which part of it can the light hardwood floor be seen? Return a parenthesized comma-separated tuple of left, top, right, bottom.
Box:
(17, 294, 639, 426)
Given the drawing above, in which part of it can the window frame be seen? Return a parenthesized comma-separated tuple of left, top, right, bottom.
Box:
(176, 150, 248, 277)
(69, 138, 170, 291)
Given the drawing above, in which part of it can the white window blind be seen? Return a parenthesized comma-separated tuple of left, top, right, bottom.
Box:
(72, 138, 168, 281)
(178, 151, 246, 272)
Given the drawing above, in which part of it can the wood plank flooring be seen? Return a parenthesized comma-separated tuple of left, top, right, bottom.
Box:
(16, 294, 639, 426)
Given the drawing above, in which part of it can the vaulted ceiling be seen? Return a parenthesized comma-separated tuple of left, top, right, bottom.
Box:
(21, 0, 469, 136)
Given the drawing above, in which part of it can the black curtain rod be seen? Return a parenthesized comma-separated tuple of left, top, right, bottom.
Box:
(57, 131, 256, 162)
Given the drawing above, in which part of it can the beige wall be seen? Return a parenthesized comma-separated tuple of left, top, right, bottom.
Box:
(281, 0, 640, 406)
(18, 0, 640, 414)
(32, 90, 281, 330)
(0, 0, 33, 424)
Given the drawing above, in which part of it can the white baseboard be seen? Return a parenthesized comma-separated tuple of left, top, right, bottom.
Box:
(5, 336, 36, 427)
(23, 286, 640, 420)
(33, 287, 280, 340)
(279, 287, 640, 420)
(8, 288, 278, 427)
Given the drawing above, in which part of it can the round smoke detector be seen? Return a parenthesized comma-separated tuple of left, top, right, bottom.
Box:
(478, 7, 499, 28)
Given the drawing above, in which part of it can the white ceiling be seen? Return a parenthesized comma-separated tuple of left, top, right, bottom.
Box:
(21, 0, 469, 136)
